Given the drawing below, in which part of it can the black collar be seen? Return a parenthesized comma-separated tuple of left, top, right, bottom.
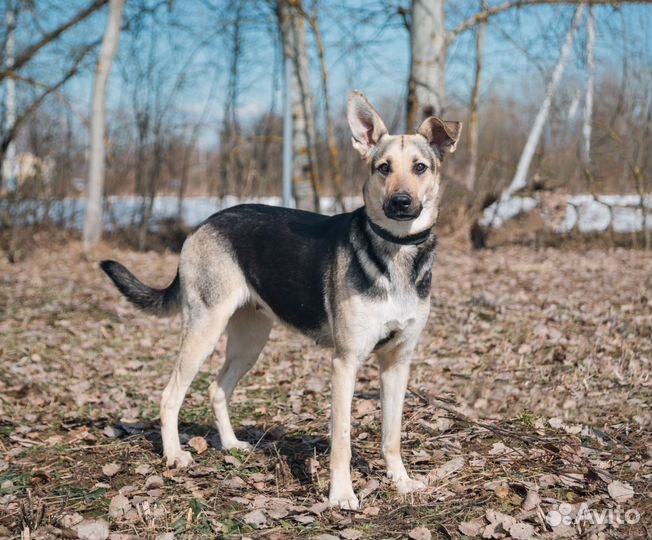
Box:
(367, 217, 433, 246)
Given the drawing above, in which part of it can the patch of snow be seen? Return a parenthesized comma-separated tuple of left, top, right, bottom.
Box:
(6, 192, 651, 234)
(481, 193, 652, 233)
(1, 195, 364, 230)
(479, 196, 539, 228)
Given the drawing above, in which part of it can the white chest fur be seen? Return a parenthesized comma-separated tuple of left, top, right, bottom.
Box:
(341, 280, 429, 357)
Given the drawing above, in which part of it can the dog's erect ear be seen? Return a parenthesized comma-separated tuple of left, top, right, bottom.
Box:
(347, 90, 388, 158)
(417, 117, 463, 158)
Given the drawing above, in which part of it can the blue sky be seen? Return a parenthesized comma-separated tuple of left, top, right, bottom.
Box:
(5, 1, 652, 146)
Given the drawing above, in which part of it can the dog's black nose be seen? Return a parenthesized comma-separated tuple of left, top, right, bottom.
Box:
(384, 192, 421, 220)
(388, 193, 412, 213)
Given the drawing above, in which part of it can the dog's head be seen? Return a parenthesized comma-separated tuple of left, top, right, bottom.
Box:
(347, 90, 462, 235)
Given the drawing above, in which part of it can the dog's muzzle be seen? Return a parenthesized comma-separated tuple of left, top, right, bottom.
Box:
(383, 192, 422, 221)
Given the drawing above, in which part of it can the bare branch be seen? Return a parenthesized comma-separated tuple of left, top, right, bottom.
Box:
(0, 0, 108, 80)
(1, 42, 97, 152)
(447, 0, 652, 41)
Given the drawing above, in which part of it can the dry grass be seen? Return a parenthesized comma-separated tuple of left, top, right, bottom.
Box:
(0, 238, 650, 539)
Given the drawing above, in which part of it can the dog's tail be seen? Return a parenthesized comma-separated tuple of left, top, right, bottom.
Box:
(100, 260, 181, 316)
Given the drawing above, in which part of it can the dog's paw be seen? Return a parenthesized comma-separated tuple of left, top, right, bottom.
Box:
(393, 476, 426, 494)
(166, 450, 194, 469)
(222, 439, 253, 452)
(328, 488, 360, 510)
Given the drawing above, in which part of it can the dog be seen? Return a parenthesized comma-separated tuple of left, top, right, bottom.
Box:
(100, 91, 461, 509)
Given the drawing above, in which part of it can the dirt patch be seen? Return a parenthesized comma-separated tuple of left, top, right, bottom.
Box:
(1, 240, 650, 539)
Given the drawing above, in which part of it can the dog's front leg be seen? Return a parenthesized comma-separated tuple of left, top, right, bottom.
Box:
(378, 346, 426, 494)
(328, 355, 360, 510)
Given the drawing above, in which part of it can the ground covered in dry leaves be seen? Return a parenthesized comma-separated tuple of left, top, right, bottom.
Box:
(1, 238, 650, 540)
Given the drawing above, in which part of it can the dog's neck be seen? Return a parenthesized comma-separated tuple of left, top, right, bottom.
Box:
(364, 212, 435, 247)
(366, 217, 432, 246)
(354, 208, 437, 291)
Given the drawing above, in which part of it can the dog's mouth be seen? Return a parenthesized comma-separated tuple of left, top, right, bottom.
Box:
(382, 204, 422, 221)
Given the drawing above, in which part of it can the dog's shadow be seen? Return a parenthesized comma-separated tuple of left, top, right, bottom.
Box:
(121, 420, 370, 485)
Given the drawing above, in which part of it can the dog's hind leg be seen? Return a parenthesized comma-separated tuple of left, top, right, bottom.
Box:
(209, 305, 272, 451)
(160, 298, 240, 469)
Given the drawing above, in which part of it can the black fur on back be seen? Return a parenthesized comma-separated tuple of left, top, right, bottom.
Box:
(100, 260, 180, 316)
(203, 204, 353, 337)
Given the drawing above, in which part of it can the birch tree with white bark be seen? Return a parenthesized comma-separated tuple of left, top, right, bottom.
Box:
(3, 3, 17, 193)
(407, 0, 447, 127)
(83, 0, 124, 248)
(582, 6, 595, 165)
(503, 4, 584, 200)
(277, 0, 321, 211)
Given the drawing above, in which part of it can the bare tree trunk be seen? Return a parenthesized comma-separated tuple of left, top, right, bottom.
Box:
(138, 130, 162, 251)
(289, 1, 321, 211)
(3, 3, 17, 193)
(133, 112, 148, 228)
(281, 54, 293, 208)
(278, 0, 320, 211)
(177, 145, 192, 221)
(82, 0, 124, 248)
(177, 117, 206, 222)
(581, 5, 595, 165)
(464, 4, 487, 250)
(465, 7, 485, 193)
(220, 0, 243, 200)
(633, 166, 650, 250)
(306, 5, 345, 211)
(407, 0, 447, 129)
(505, 5, 584, 199)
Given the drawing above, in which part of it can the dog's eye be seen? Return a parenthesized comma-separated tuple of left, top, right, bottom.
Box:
(414, 163, 427, 175)
(377, 163, 390, 175)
